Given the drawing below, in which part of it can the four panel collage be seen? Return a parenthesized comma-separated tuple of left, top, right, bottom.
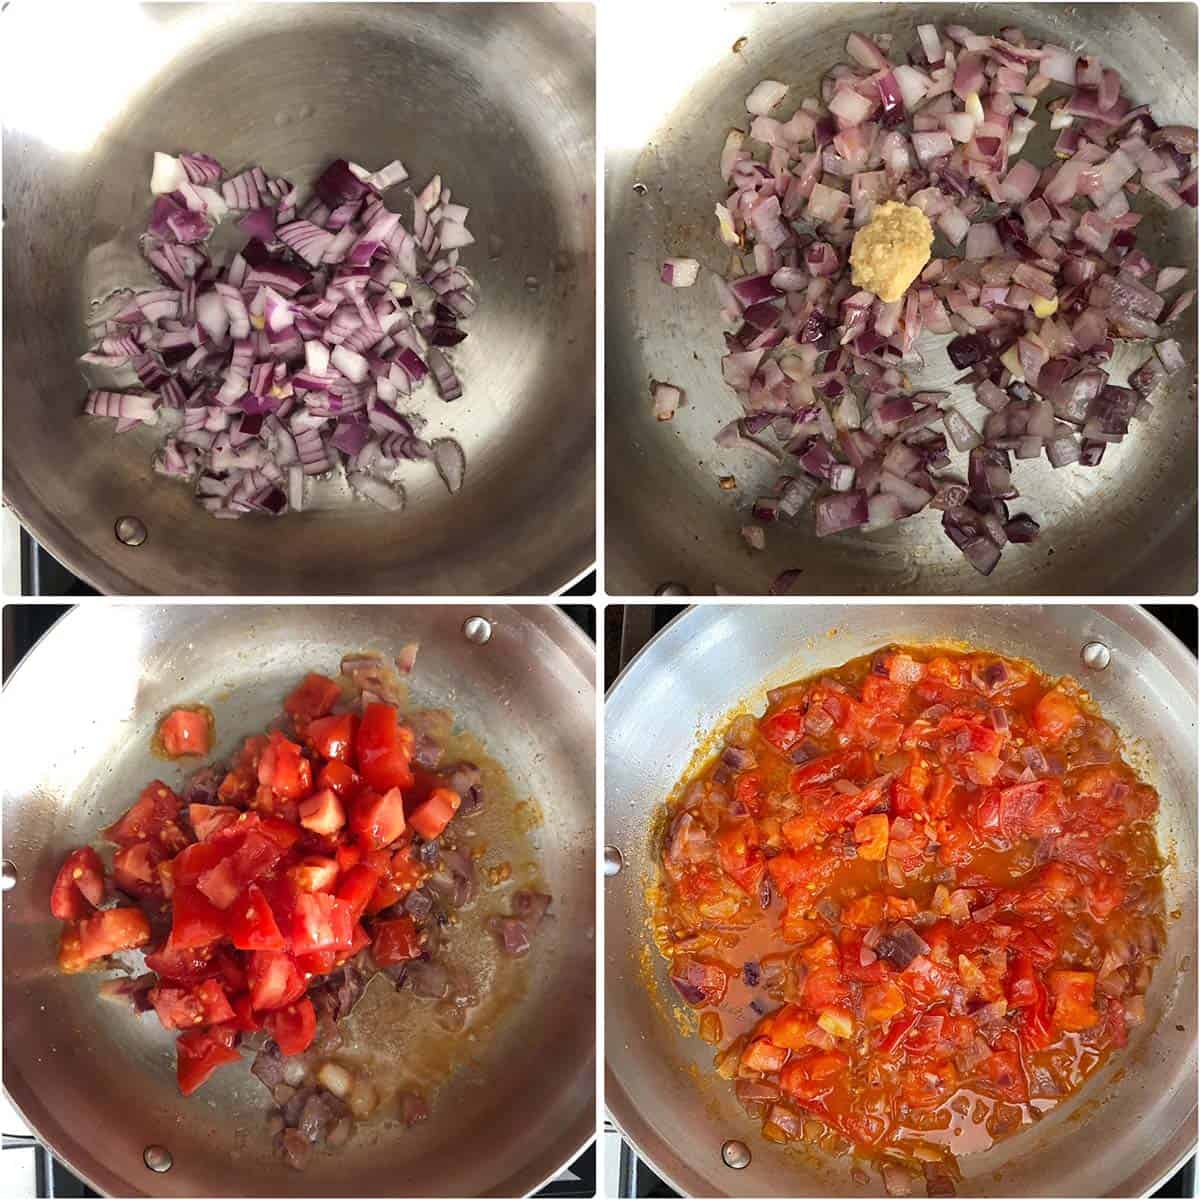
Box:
(0, 2, 1196, 1199)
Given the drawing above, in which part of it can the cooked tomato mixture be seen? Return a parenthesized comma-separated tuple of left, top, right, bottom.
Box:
(48, 650, 552, 1170)
(655, 646, 1165, 1194)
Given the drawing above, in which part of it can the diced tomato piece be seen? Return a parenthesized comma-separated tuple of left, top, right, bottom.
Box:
(112, 841, 164, 897)
(176, 1028, 241, 1096)
(1048, 970, 1100, 1031)
(169, 885, 227, 949)
(861, 675, 908, 712)
(173, 840, 226, 887)
(715, 820, 764, 895)
(352, 787, 409, 849)
(864, 982, 906, 1023)
(295, 949, 339, 975)
(760, 709, 805, 753)
(336, 864, 382, 922)
(306, 713, 358, 764)
(781, 812, 822, 851)
(257, 731, 312, 800)
(365, 880, 404, 915)
(878, 1012, 918, 1055)
(145, 943, 217, 984)
(742, 1036, 789, 1073)
(159, 708, 212, 757)
(77, 906, 151, 962)
(780, 1050, 848, 1102)
(150, 985, 205, 1031)
(104, 781, 187, 852)
(1033, 688, 1081, 742)
(196, 831, 281, 910)
(389, 847, 426, 894)
(57, 923, 90, 973)
(229, 884, 285, 951)
(50, 847, 106, 919)
(228, 991, 262, 1033)
(766, 848, 835, 896)
(371, 915, 423, 966)
(804, 966, 851, 1011)
(248, 950, 306, 1011)
(256, 815, 304, 852)
(980, 1038, 1029, 1103)
(290, 856, 340, 893)
(356, 703, 415, 793)
(338, 922, 372, 964)
(318, 759, 361, 799)
(298, 788, 346, 836)
(285, 673, 343, 726)
(842, 893, 884, 928)
(733, 773, 763, 812)
(292, 892, 355, 954)
(189, 804, 241, 840)
(764, 1005, 818, 1051)
(265, 996, 317, 1056)
(853, 813, 889, 861)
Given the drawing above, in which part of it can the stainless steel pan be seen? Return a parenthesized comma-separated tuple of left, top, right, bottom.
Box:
(605, 604, 1196, 1197)
(2, 2, 595, 595)
(605, 3, 1197, 596)
(2, 603, 596, 1197)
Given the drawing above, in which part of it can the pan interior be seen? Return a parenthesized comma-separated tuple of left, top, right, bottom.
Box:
(605, 604, 1197, 1198)
(2, 2, 595, 595)
(605, 2, 1197, 596)
(3, 605, 596, 1197)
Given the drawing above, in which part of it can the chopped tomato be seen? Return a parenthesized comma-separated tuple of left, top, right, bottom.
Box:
(1048, 970, 1100, 1031)
(257, 731, 312, 800)
(980, 1039, 1029, 1104)
(760, 709, 804, 753)
(113, 841, 164, 897)
(248, 950, 306, 1011)
(228, 991, 261, 1033)
(151, 985, 205, 1030)
(864, 982, 906, 1023)
(176, 1027, 241, 1096)
(305, 713, 358, 763)
(284, 673, 342, 726)
(1032, 688, 1081, 742)
(764, 1005, 818, 1050)
(852, 813, 889, 861)
(292, 892, 355, 954)
(50, 847, 106, 919)
(264, 995, 317, 1055)
(372, 915, 423, 966)
(804, 966, 851, 1011)
(298, 788, 346, 836)
(356, 703, 415, 793)
(145, 943, 218, 984)
(159, 708, 211, 757)
(290, 855, 340, 893)
(189, 804, 241, 840)
(352, 787, 408, 849)
(104, 781, 187, 852)
(57, 923, 90, 973)
(77, 907, 151, 962)
(336, 864, 382, 922)
(168, 886, 227, 949)
(318, 759, 361, 799)
(228, 884, 285, 951)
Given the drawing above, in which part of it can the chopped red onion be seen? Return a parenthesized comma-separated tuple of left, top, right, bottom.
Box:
(661, 258, 701, 287)
(81, 151, 479, 518)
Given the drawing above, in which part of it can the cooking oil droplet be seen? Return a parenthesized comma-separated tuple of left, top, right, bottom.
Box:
(524, 275, 540, 292)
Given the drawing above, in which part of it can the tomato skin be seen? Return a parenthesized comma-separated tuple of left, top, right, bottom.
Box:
(77, 907, 152, 962)
(176, 1028, 241, 1096)
(159, 708, 211, 757)
(248, 951, 306, 1011)
(408, 787, 461, 842)
(265, 996, 317, 1056)
(306, 713, 358, 764)
(284, 673, 343, 726)
(372, 916, 423, 967)
(228, 884, 285, 951)
(50, 848, 107, 919)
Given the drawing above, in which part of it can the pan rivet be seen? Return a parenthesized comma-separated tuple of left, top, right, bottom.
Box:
(462, 616, 493, 645)
(1, 860, 17, 890)
(654, 582, 689, 597)
(1081, 641, 1111, 671)
(603, 846, 623, 876)
(143, 1146, 172, 1173)
(721, 1139, 751, 1169)
(114, 516, 147, 547)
